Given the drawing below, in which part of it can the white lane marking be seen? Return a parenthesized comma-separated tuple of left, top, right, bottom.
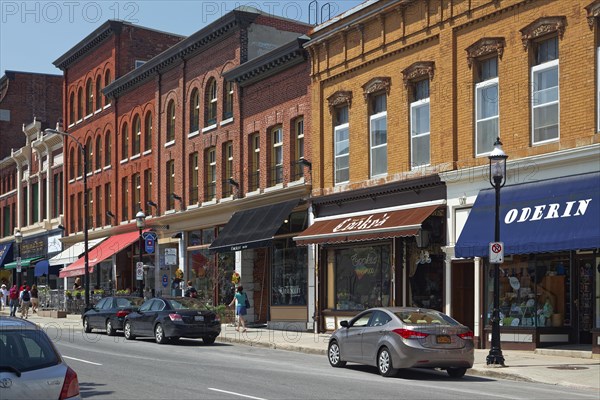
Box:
(208, 388, 267, 400)
(62, 356, 102, 366)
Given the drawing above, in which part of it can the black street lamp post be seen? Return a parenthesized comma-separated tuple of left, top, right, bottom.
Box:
(45, 126, 91, 312)
(487, 137, 508, 366)
(14, 230, 22, 288)
(136, 210, 146, 297)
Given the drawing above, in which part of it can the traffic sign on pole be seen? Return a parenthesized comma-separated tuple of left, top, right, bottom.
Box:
(136, 261, 144, 280)
(489, 242, 504, 263)
(16, 256, 22, 273)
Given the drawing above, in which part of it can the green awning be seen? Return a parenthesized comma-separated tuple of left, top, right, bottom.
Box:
(3, 257, 43, 270)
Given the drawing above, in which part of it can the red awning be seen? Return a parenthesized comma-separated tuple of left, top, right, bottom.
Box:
(293, 205, 439, 246)
(59, 230, 147, 278)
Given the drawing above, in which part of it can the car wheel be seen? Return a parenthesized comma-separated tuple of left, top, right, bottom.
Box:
(106, 320, 115, 336)
(328, 341, 346, 368)
(155, 323, 168, 344)
(203, 336, 216, 345)
(377, 347, 397, 377)
(83, 317, 92, 333)
(124, 321, 135, 340)
(447, 367, 467, 378)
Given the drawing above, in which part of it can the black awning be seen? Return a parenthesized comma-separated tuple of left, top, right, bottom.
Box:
(209, 199, 299, 253)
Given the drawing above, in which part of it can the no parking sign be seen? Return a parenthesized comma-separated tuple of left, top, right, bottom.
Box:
(489, 242, 504, 263)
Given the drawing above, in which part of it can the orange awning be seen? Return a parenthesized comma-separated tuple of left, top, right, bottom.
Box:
(293, 205, 439, 246)
(59, 230, 148, 278)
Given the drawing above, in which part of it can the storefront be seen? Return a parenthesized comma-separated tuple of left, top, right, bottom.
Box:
(0, 242, 14, 285)
(294, 178, 447, 332)
(455, 172, 600, 351)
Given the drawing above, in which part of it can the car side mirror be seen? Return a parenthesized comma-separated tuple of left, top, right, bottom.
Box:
(340, 320, 349, 328)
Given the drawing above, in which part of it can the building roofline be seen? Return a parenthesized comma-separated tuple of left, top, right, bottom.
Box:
(2, 70, 62, 79)
(104, 9, 262, 98)
(223, 36, 310, 87)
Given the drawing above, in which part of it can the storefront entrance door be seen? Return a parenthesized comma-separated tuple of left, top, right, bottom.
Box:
(575, 256, 595, 344)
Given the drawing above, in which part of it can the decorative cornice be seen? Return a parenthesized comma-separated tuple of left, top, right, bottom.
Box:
(362, 77, 391, 100)
(585, 0, 600, 29)
(327, 91, 353, 112)
(401, 61, 434, 87)
(519, 16, 566, 50)
(465, 37, 505, 68)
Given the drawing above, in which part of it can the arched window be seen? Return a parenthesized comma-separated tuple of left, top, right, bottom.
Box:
(69, 92, 75, 125)
(104, 132, 112, 167)
(85, 137, 93, 174)
(69, 148, 75, 180)
(95, 75, 102, 111)
(104, 70, 112, 106)
(77, 87, 84, 120)
(85, 78, 93, 116)
(166, 100, 175, 142)
(121, 123, 129, 160)
(190, 88, 199, 133)
(132, 115, 141, 155)
(144, 111, 152, 152)
(204, 79, 217, 127)
(95, 135, 103, 170)
(223, 81, 234, 119)
(77, 149, 83, 177)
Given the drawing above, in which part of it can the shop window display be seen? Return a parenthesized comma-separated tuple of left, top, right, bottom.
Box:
(333, 245, 391, 311)
(272, 239, 307, 306)
(485, 254, 569, 328)
(409, 254, 443, 311)
(187, 249, 235, 306)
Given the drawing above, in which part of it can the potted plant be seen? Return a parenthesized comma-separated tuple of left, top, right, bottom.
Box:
(74, 290, 82, 299)
(65, 290, 72, 299)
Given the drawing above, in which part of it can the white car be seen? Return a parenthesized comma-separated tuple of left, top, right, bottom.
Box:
(0, 316, 81, 399)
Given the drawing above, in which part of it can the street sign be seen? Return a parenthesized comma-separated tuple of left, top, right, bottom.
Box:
(16, 256, 21, 273)
(136, 261, 144, 280)
(145, 237, 155, 254)
(142, 231, 158, 241)
(489, 242, 504, 263)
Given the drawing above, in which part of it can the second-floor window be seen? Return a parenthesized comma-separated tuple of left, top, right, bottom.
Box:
(205, 79, 217, 127)
(223, 81, 234, 119)
(86, 78, 93, 116)
(132, 115, 141, 156)
(144, 169, 152, 213)
(166, 100, 175, 143)
(133, 173, 141, 212)
(95, 136, 103, 170)
(532, 36, 559, 144)
(223, 141, 233, 197)
(294, 117, 304, 180)
(77, 87, 83, 121)
(95, 75, 102, 111)
(121, 123, 129, 160)
(476, 58, 499, 156)
(104, 182, 111, 226)
(410, 79, 431, 168)
(205, 147, 216, 201)
(166, 160, 175, 210)
(369, 93, 387, 177)
(69, 92, 75, 125)
(190, 89, 199, 133)
(189, 152, 198, 204)
(144, 111, 152, 152)
(250, 134, 260, 191)
(121, 176, 129, 221)
(334, 106, 349, 184)
(105, 132, 112, 167)
(95, 186, 102, 228)
(271, 126, 283, 186)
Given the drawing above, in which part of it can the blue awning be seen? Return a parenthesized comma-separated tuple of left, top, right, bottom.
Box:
(34, 260, 60, 277)
(455, 172, 600, 258)
(0, 243, 13, 267)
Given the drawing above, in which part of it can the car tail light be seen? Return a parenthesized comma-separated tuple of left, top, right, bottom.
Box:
(458, 331, 474, 340)
(392, 328, 429, 339)
(59, 366, 80, 400)
(116, 310, 130, 318)
(169, 313, 182, 321)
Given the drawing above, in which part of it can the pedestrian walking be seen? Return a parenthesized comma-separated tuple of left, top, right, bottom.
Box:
(228, 285, 248, 332)
(0, 284, 7, 311)
(30, 284, 39, 313)
(20, 285, 31, 319)
(8, 284, 19, 316)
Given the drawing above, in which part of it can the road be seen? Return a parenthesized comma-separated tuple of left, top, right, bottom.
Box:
(46, 327, 599, 400)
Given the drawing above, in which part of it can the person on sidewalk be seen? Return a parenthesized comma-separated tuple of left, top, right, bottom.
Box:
(30, 284, 39, 313)
(8, 284, 19, 316)
(0, 284, 7, 311)
(20, 285, 31, 319)
(184, 281, 198, 298)
(228, 286, 248, 332)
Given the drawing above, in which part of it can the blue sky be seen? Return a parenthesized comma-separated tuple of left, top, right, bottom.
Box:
(0, 0, 365, 75)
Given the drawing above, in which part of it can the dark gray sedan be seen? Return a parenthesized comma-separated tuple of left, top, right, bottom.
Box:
(328, 307, 474, 378)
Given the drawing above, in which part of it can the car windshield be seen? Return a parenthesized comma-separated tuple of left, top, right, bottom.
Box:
(165, 298, 206, 310)
(0, 329, 60, 372)
(394, 310, 460, 326)
(116, 297, 145, 308)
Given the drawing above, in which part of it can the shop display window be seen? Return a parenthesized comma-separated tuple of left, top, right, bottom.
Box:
(409, 257, 443, 311)
(485, 253, 570, 328)
(333, 244, 391, 311)
(272, 239, 307, 306)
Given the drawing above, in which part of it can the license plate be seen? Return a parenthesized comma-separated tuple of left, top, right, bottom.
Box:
(194, 315, 204, 322)
(436, 335, 451, 344)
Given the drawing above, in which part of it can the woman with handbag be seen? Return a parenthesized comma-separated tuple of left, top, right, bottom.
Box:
(228, 285, 248, 332)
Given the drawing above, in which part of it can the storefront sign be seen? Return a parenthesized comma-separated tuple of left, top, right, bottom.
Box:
(504, 199, 592, 224)
(333, 213, 391, 233)
(164, 248, 177, 265)
(351, 251, 377, 279)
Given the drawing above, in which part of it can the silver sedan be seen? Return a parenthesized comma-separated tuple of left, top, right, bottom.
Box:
(327, 307, 474, 378)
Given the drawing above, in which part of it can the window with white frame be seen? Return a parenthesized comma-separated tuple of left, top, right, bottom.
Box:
(133, 115, 141, 155)
(205, 79, 217, 127)
(205, 147, 216, 201)
(531, 36, 559, 144)
(121, 123, 129, 160)
(250, 134, 260, 191)
(271, 126, 283, 185)
(410, 79, 430, 168)
(369, 93, 387, 177)
(475, 57, 499, 156)
(190, 89, 199, 133)
(334, 106, 349, 184)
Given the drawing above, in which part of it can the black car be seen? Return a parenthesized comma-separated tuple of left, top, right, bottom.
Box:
(123, 297, 221, 344)
(82, 296, 145, 336)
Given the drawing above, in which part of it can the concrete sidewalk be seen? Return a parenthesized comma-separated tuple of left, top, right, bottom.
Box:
(3, 310, 599, 391)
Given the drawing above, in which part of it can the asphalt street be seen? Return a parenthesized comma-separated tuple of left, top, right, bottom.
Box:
(45, 326, 599, 400)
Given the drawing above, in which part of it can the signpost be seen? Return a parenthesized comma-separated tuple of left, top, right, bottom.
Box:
(489, 241, 504, 264)
(16, 256, 21, 273)
(136, 261, 144, 281)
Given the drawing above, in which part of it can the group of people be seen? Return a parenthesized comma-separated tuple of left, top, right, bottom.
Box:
(0, 283, 39, 318)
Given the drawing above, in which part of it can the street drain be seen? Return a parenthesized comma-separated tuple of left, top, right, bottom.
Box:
(547, 366, 589, 370)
